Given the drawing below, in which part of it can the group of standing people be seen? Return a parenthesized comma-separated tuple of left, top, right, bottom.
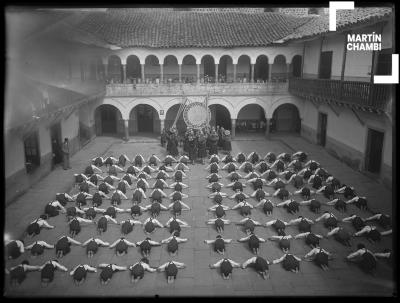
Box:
(161, 125, 232, 164)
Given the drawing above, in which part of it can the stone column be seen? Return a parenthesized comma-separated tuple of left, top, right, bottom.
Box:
(122, 64, 127, 83)
(215, 64, 219, 83)
(233, 64, 237, 82)
(160, 64, 164, 83)
(104, 63, 108, 80)
(141, 64, 145, 83)
(250, 63, 255, 83)
(178, 64, 182, 83)
(286, 63, 291, 81)
(124, 119, 129, 141)
(160, 119, 165, 133)
(231, 119, 236, 139)
(197, 64, 200, 84)
(268, 63, 272, 82)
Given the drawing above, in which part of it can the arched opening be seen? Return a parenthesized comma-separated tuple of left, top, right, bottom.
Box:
(165, 104, 187, 135)
(94, 104, 123, 136)
(107, 55, 123, 84)
(237, 55, 251, 83)
(129, 104, 160, 134)
(254, 55, 269, 82)
(218, 55, 233, 83)
(271, 55, 287, 82)
(271, 103, 301, 133)
(209, 104, 231, 130)
(201, 55, 215, 83)
(182, 55, 197, 83)
(292, 55, 302, 78)
(163, 55, 179, 83)
(126, 55, 142, 84)
(144, 55, 160, 84)
(236, 104, 266, 133)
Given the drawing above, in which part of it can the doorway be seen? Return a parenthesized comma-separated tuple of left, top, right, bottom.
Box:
(317, 112, 328, 147)
(365, 128, 384, 174)
(50, 122, 62, 167)
(137, 105, 154, 132)
(319, 51, 332, 79)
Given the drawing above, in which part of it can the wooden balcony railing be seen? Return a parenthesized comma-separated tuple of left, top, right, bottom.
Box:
(288, 78, 392, 112)
(106, 82, 289, 96)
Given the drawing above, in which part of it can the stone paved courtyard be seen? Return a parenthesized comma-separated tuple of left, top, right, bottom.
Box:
(4, 135, 394, 297)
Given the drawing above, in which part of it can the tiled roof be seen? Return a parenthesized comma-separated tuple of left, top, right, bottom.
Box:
(64, 10, 312, 48)
(278, 7, 392, 42)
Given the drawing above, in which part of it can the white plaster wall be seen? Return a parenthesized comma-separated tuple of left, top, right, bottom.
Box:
(4, 133, 25, 178)
(61, 111, 80, 140)
(302, 39, 320, 77)
(322, 34, 346, 79)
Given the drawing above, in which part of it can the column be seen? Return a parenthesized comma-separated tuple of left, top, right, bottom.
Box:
(215, 64, 219, 83)
(231, 119, 236, 139)
(141, 64, 145, 84)
(197, 64, 200, 84)
(122, 64, 127, 83)
(160, 64, 164, 83)
(250, 63, 255, 83)
(178, 64, 182, 83)
(124, 119, 129, 141)
(286, 63, 291, 81)
(268, 64, 272, 82)
(233, 64, 237, 82)
(265, 118, 270, 138)
(160, 119, 165, 133)
(104, 63, 108, 80)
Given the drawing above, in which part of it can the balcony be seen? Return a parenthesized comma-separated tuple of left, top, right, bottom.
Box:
(105, 82, 289, 97)
(289, 78, 392, 113)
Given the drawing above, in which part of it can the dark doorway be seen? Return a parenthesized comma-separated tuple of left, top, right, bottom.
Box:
(365, 128, 384, 174)
(202, 56, 215, 82)
(292, 55, 302, 78)
(254, 55, 269, 82)
(50, 122, 62, 167)
(272, 104, 301, 132)
(317, 112, 328, 147)
(236, 104, 266, 133)
(375, 48, 392, 75)
(126, 55, 142, 83)
(319, 51, 332, 79)
(210, 104, 231, 130)
(137, 105, 154, 132)
(24, 131, 40, 173)
(96, 105, 119, 134)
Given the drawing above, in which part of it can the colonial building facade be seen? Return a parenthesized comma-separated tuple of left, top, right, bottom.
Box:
(5, 7, 393, 204)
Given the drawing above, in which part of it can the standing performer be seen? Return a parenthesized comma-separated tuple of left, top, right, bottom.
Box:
(223, 130, 232, 153)
(197, 132, 207, 164)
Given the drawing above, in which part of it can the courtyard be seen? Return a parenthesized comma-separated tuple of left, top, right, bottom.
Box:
(4, 134, 394, 297)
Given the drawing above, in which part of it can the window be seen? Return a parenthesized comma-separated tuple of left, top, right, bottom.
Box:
(319, 51, 332, 79)
(375, 48, 392, 76)
(24, 131, 40, 173)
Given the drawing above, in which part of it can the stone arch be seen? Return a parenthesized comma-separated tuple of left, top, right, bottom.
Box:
(235, 98, 267, 118)
(164, 104, 187, 134)
(94, 104, 124, 136)
(237, 55, 251, 82)
(236, 103, 267, 133)
(254, 55, 270, 82)
(208, 103, 232, 131)
(207, 97, 235, 119)
(201, 55, 216, 82)
(163, 55, 179, 83)
(107, 55, 123, 83)
(271, 103, 301, 133)
(218, 55, 234, 82)
(129, 103, 161, 134)
(126, 55, 142, 83)
(268, 97, 302, 119)
(271, 54, 288, 82)
(291, 55, 302, 78)
(144, 55, 161, 83)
